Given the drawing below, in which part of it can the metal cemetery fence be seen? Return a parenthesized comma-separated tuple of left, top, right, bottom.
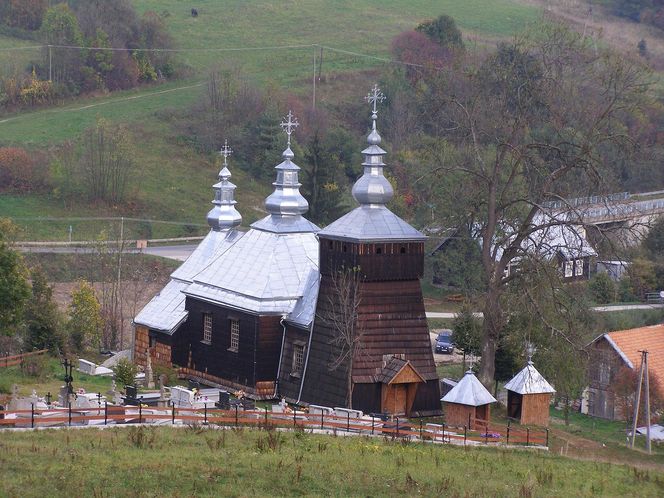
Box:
(0, 406, 548, 448)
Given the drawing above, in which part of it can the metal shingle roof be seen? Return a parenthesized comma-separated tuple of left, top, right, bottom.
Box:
(186, 228, 319, 315)
(441, 370, 496, 406)
(504, 362, 556, 395)
(319, 205, 426, 242)
(134, 229, 243, 333)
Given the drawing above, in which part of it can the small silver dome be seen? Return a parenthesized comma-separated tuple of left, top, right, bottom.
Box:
(207, 141, 242, 231)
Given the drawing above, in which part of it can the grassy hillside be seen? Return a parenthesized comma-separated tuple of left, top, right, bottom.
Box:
(0, 1, 540, 238)
(1, 426, 662, 497)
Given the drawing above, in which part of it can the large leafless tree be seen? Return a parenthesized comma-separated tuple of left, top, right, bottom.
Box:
(416, 22, 651, 386)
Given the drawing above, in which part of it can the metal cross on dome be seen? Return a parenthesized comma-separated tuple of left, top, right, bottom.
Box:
(219, 139, 233, 167)
(365, 84, 386, 118)
(280, 110, 299, 148)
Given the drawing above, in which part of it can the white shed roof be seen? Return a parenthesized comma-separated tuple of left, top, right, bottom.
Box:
(441, 370, 496, 407)
(504, 361, 556, 395)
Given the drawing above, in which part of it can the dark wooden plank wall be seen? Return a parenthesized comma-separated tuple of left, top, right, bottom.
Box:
(320, 240, 424, 281)
(172, 297, 282, 389)
(277, 324, 310, 402)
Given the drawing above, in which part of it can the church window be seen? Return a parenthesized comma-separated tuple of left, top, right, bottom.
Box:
(149, 336, 156, 348)
(575, 259, 584, 276)
(203, 313, 212, 343)
(342, 244, 347, 253)
(376, 246, 382, 254)
(400, 246, 406, 254)
(564, 260, 573, 278)
(229, 319, 240, 352)
(292, 342, 305, 376)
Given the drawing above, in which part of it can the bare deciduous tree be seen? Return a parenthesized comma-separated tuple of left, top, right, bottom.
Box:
(320, 267, 364, 409)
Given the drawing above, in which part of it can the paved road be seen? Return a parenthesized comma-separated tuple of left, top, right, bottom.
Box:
(17, 244, 198, 262)
(426, 303, 664, 319)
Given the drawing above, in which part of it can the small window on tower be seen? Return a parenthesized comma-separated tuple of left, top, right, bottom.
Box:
(329, 240, 333, 249)
(400, 246, 406, 254)
(376, 246, 382, 254)
(342, 244, 347, 253)
(202, 313, 212, 343)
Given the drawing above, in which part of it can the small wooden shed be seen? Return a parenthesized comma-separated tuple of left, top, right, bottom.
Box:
(377, 356, 426, 416)
(441, 370, 496, 429)
(504, 361, 555, 427)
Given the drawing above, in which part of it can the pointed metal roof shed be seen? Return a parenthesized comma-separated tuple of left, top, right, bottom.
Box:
(441, 370, 497, 406)
(504, 361, 555, 395)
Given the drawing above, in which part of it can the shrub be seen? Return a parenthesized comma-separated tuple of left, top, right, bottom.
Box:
(0, 147, 35, 192)
(113, 358, 138, 389)
(588, 272, 617, 304)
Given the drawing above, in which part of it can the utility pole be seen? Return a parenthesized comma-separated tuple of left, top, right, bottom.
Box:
(48, 45, 52, 82)
(312, 47, 316, 110)
(630, 350, 651, 453)
(117, 217, 124, 350)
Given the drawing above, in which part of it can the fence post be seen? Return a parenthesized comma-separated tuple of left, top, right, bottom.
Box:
(371, 415, 374, 435)
(171, 403, 175, 425)
(463, 425, 467, 445)
(321, 411, 324, 430)
(506, 420, 510, 445)
(346, 412, 350, 432)
(546, 428, 549, 448)
(139, 402, 142, 424)
(31, 403, 34, 429)
(526, 427, 530, 447)
(294, 407, 297, 428)
(68, 403, 72, 427)
(204, 404, 208, 425)
(266, 407, 269, 428)
(484, 429, 488, 445)
(235, 404, 238, 428)
(419, 420, 423, 441)
(104, 402, 108, 426)
(396, 417, 399, 438)
(442, 423, 446, 443)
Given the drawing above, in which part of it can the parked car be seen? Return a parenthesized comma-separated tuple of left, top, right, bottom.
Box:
(435, 330, 454, 354)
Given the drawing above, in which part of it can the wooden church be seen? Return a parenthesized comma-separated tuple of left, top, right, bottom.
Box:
(133, 87, 440, 416)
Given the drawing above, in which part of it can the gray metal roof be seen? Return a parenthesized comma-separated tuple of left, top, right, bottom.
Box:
(134, 229, 244, 333)
(207, 141, 242, 231)
(185, 229, 319, 315)
(285, 270, 320, 328)
(441, 370, 496, 406)
(319, 205, 426, 242)
(504, 361, 556, 395)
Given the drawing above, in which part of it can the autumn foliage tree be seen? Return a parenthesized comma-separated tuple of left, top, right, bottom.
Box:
(67, 280, 103, 352)
(613, 365, 664, 424)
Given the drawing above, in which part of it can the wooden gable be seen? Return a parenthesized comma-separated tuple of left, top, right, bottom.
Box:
(385, 361, 426, 385)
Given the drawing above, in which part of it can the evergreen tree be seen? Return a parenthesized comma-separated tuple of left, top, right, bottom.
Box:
(416, 14, 464, 50)
(25, 267, 63, 352)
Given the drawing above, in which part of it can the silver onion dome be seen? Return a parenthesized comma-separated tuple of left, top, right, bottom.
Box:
(263, 111, 309, 217)
(351, 84, 394, 206)
(207, 141, 242, 231)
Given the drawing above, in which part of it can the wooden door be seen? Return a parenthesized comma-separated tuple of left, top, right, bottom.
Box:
(383, 385, 408, 415)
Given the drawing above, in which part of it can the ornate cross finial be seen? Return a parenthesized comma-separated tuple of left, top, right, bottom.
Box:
(219, 139, 233, 167)
(526, 343, 536, 364)
(280, 110, 299, 148)
(365, 84, 386, 118)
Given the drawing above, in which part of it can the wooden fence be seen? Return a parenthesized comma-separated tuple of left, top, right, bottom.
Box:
(0, 406, 549, 448)
(0, 350, 48, 368)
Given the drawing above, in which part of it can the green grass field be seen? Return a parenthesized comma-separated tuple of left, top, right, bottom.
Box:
(0, 426, 662, 497)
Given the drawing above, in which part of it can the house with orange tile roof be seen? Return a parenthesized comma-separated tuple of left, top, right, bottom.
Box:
(586, 324, 664, 420)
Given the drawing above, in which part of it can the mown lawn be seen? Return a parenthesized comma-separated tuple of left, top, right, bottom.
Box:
(1, 426, 662, 497)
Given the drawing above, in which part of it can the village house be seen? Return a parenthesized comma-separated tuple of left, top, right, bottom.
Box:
(133, 88, 441, 416)
(586, 324, 664, 420)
